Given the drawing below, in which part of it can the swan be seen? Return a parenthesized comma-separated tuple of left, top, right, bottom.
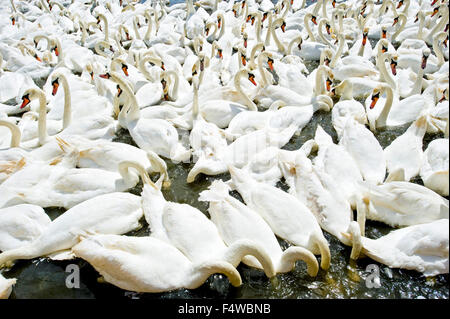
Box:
(187, 78, 228, 183)
(280, 147, 363, 247)
(72, 234, 243, 293)
(384, 115, 428, 182)
(108, 71, 191, 162)
(172, 68, 258, 130)
(345, 216, 448, 276)
(330, 79, 368, 138)
(420, 138, 449, 196)
(365, 83, 432, 132)
(140, 166, 276, 278)
(0, 192, 144, 267)
(356, 180, 449, 229)
(340, 118, 386, 185)
(199, 180, 320, 276)
(0, 273, 15, 299)
(0, 204, 51, 251)
(253, 52, 333, 108)
(313, 125, 363, 209)
(228, 165, 331, 270)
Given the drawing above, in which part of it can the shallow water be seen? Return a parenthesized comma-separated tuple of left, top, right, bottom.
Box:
(2, 0, 449, 299)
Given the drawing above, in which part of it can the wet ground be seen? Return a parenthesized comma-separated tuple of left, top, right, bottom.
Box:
(1, 0, 449, 299)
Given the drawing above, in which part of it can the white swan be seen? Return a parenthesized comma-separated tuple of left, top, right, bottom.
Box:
(420, 138, 449, 196)
(199, 180, 319, 276)
(228, 165, 331, 270)
(346, 216, 448, 277)
(384, 115, 428, 182)
(0, 192, 143, 267)
(0, 204, 51, 251)
(72, 234, 243, 292)
(0, 273, 15, 299)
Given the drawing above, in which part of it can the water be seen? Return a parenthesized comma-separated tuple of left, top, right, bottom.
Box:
(2, 0, 449, 299)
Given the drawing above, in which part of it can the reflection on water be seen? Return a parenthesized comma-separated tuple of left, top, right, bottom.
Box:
(2, 0, 449, 299)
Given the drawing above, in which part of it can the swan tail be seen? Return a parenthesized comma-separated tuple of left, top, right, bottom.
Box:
(223, 239, 276, 278)
(282, 246, 319, 276)
(313, 234, 331, 270)
(198, 179, 231, 203)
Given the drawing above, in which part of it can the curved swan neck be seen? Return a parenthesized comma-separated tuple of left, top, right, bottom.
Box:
(118, 160, 151, 187)
(376, 52, 396, 89)
(97, 14, 109, 41)
(433, 32, 447, 66)
(376, 85, 394, 129)
(0, 120, 21, 148)
(34, 89, 48, 145)
(223, 240, 276, 278)
(287, 36, 301, 55)
(257, 52, 270, 87)
(235, 69, 257, 111)
(113, 72, 140, 124)
(330, 34, 345, 68)
(54, 73, 71, 129)
(264, 12, 273, 46)
(318, 19, 333, 47)
(426, 7, 449, 43)
(144, 10, 153, 41)
(133, 16, 142, 40)
(304, 14, 316, 42)
(391, 14, 407, 42)
(188, 260, 242, 289)
(217, 13, 225, 40)
(271, 18, 286, 54)
(280, 246, 319, 276)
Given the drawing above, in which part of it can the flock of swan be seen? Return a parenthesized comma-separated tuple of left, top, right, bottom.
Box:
(0, 0, 449, 299)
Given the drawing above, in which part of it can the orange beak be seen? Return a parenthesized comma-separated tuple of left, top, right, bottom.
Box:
(421, 56, 428, 69)
(370, 93, 380, 109)
(332, 0, 336, 8)
(381, 45, 387, 53)
(439, 91, 447, 103)
(241, 55, 247, 66)
(382, 30, 387, 38)
(218, 19, 222, 29)
(248, 74, 257, 86)
(20, 95, 30, 109)
(244, 38, 247, 48)
(99, 73, 110, 79)
(117, 85, 123, 97)
(52, 81, 59, 96)
(54, 47, 59, 57)
(262, 13, 267, 23)
(218, 49, 223, 59)
(326, 78, 332, 91)
(326, 24, 331, 35)
(390, 61, 397, 75)
(205, 28, 209, 36)
(122, 65, 129, 77)
(362, 34, 367, 46)
(392, 17, 398, 26)
(281, 22, 286, 32)
(90, 72, 94, 80)
(161, 62, 165, 71)
(11, 18, 15, 25)
(431, 8, 438, 17)
(35, 54, 42, 62)
(311, 16, 317, 25)
(397, 1, 403, 9)
(268, 59, 274, 71)
(164, 93, 170, 101)
(251, 17, 255, 26)
(431, 0, 438, 5)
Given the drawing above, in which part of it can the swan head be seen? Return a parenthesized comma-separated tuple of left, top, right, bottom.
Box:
(421, 48, 431, 70)
(389, 54, 398, 76)
(368, 87, 382, 110)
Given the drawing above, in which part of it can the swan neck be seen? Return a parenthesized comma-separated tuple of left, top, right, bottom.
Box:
(0, 120, 21, 148)
(188, 261, 242, 289)
(280, 246, 319, 276)
(59, 74, 71, 129)
(330, 35, 345, 68)
(376, 85, 394, 128)
(235, 70, 257, 111)
(304, 14, 316, 42)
